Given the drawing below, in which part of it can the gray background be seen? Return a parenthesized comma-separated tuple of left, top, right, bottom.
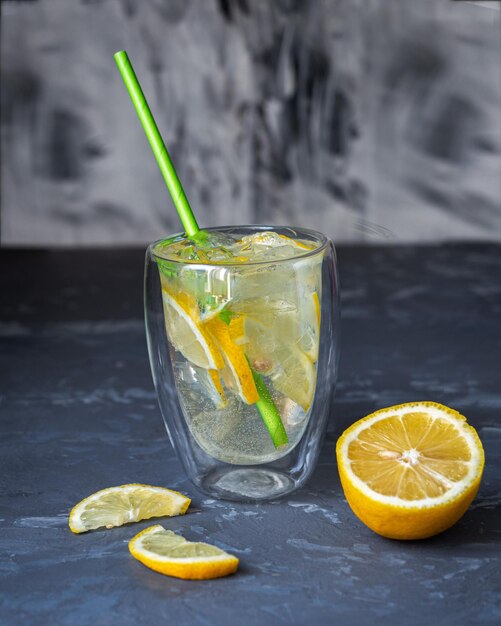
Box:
(1, 0, 501, 245)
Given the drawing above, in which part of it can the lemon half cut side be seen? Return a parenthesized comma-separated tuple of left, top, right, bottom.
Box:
(336, 402, 484, 540)
(129, 524, 239, 580)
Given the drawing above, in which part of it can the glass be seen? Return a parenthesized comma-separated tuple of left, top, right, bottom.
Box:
(145, 225, 340, 501)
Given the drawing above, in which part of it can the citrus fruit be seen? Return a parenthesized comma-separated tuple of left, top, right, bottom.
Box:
(69, 484, 191, 534)
(275, 291, 321, 363)
(161, 288, 224, 370)
(226, 308, 316, 409)
(229, 315, 276, 375)
(336, 402, 485, 540)
(300, 290, 321, 362)
(195, 367, 227, 409)
(231, 289, 320, 365)
(277, 233, 315, 250)
(272, 345, 316, 411)
(206, 317, 260, 404)
(129, 524, 239, 580)
(238, 231, 314, 253)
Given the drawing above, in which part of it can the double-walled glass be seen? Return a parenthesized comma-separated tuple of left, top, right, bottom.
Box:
(145, 226, 339, 501)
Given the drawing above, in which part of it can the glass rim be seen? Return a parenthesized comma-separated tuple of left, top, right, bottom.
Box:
(148, 225, 330, 268)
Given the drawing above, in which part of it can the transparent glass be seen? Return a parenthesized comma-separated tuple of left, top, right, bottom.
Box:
(145, 225, 340, 501)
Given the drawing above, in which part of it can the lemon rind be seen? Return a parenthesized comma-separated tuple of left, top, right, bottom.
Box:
(129, 525, 239, 568)
(162, 291, 223, 370)
(69, 484, 191, 534)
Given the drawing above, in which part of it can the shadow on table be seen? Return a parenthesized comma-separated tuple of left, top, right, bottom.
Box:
(434, 498, 501, 547)
(392, 495, 501, 550)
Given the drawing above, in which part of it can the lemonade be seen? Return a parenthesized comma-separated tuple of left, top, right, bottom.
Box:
(116, 53, 337, 498)
(153, 230, 324, 465)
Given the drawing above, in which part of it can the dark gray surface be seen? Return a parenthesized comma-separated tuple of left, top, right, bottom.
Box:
(1, 245, 500, 625)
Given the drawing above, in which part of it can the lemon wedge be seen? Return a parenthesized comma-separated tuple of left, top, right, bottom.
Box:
(336, 402, 484, 540)
(226, 310, 317, 409)
(230, 315, 277, 375)
(206, 317, 260, 404)
(129, 524, 239, 580)
(161, 288, 224, 370)
(272, 345, 316, 411)
(298, 291, 321, 362)
(277, 233, 315, 250)
(195, 367, 227, 409)
(69, 484, 191, 534)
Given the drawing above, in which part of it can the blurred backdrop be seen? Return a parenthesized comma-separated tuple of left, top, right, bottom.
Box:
(1, 0, 500, 246)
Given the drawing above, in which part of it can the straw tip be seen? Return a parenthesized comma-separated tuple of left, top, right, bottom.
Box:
(114, 50, 128, 61)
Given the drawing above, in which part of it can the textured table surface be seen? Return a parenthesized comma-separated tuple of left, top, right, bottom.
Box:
(1, 245, 500, 626)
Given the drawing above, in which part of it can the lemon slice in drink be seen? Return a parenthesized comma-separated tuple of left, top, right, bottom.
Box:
(296, 291, 321, 362)
(230, 315, 277, 375)
(277, 233, 315, 250)
(196, 367, 227, 409)
(206, 318, 259, 404)
(336, 402, 485, 540)
(228, 315, 247, 345)
(272, 345, 316, 411)
(232, 290, 320, 366)
(238, 232, 315, 252)
(129, 524, 239, 580)
(228, 308, 318, 405)
(162, 289, 224, 370)
(69, 484, 191, 534)
(273, 291, 321, 364)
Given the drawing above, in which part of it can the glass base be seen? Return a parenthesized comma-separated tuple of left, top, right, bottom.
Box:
(200, 468, 296, 502)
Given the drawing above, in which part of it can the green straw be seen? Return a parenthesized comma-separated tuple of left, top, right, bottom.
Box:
(114, 51, 199, 237)
(251, 369, 288, 447)
(114, 50, 287, 448)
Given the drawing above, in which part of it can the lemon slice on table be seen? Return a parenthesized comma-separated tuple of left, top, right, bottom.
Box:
(129, 524, 239, 580)
(206, 317, 260, 404)
(69, 484, 191, 534)
(162, 289, 224, 370)
(336, 402, 485, 540)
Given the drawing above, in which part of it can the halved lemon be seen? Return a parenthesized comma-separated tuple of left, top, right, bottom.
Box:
(129, 524, 239, 580)
(69, 484, 191, 534)
(336, 402, 485, 540)
(206, 317, 260, 404)
(162, 289, 224, 370)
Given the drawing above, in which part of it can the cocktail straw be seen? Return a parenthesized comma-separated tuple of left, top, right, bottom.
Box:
(114, 50, 288, 448)
(114, 51, 199, 237)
